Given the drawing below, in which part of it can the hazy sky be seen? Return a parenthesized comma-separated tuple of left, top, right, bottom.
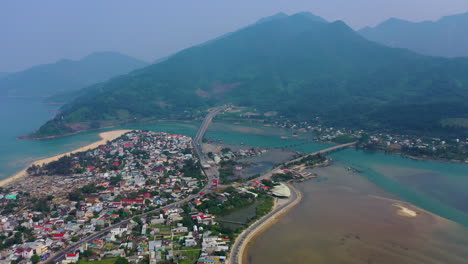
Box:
(2, 0, 468, 72)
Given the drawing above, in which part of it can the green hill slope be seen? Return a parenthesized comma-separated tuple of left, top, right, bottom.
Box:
(0, 52, 147, 97)
(33, 13, 468, 138)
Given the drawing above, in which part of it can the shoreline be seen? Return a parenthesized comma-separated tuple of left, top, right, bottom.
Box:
(229, 183, 303, 264)
(20, 119, 463, 164)
(240, 166, 468, 263)
(0, 129, 132, 187)
(19, 119, 196, 140)
(367, 194, 449, 220)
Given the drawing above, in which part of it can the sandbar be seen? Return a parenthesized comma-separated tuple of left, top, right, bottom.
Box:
(0, 129, 131, 187)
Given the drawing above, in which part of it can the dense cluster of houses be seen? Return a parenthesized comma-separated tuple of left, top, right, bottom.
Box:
(209, 147, 265, 165)
(0, 131, 208, 263)
(0, 130, 288, 264)
(67, 206, 227, 264)
(268, 120, 467, 162)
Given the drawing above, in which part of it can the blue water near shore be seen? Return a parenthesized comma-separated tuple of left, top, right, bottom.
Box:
(0, 97, 467, 226)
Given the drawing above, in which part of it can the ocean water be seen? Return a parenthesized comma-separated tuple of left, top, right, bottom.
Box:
(330, 149, 468, 226)
(0, 98, 467, 227)
(0, 98, 199, 179)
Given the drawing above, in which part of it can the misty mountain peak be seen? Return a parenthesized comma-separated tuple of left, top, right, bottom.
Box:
(359, 11, 468, 57)
(255, 12, 288, 24)
(380, 17, 412, 27)
(439, 11, 468, 24)
(292, 12, 328, 23)
(256, 11, 327, 25)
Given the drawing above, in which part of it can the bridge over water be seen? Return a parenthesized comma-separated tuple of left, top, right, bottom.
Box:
(285, 141, 357, 165)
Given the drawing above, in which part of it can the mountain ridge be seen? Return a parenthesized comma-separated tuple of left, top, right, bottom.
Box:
(359, 12, 468, 57)
(0, 51, 148, 97)
(32, 13, 468, 138)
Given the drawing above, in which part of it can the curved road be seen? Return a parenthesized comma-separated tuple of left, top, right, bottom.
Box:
(47, 108, 349, 264)
(228, 183, 302, 264)
(227, 143, 356, 263)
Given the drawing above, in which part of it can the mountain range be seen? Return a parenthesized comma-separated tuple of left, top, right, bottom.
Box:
(33, 13, 468, 138)
(360, 12, 468, 58)
(0, 52, 147, 97)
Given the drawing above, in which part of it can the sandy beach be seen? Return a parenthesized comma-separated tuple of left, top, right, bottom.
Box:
(0, 129, 131, 187)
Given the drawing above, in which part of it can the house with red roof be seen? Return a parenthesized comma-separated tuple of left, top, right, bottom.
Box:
(120, 199, 144, 205)
(63, 252, 79, 263)
(52, 233, 68, 240)
(33, 224, 44, 231)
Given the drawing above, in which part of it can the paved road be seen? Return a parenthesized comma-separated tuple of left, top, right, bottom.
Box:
(46, 107, 226, 264)
(193, 106, 226, 192)
(47, 109, 348, 264)
(46, 197, 192, 264)
(285, 141, 357, 165)
(226, 142, 356, 263)
(253, 142, 357, 182)
(228, 183, 301, 264)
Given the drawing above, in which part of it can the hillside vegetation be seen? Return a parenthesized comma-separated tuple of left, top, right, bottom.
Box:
(33, 13, 468, 138)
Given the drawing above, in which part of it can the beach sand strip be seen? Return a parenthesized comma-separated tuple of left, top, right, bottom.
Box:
(0, 130, 132, 187)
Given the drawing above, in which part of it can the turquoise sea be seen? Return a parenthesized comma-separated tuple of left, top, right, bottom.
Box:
(0, 97, 467, 226)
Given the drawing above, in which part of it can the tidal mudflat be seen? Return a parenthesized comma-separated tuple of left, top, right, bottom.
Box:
(245, 165, 468, 264)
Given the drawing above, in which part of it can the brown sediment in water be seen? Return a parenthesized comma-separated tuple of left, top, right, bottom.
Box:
(234, 184, 302, 264)
(244, 165, 468, 264)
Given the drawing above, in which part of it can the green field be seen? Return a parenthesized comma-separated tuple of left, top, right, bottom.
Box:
(176, 249, 201, 264)
(78, 258, 118, 264)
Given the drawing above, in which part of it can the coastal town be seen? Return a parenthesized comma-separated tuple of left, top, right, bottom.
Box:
(217, 107, 468, 163)
(0, 107, 464, 264)
(0, 128, 312, 264)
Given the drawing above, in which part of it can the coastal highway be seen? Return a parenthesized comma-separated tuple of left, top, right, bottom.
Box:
(193, 106, 226, 192)
(227, 142, 356, 263)
(46, 196, 194, 264)
(228, 183, 302, 264)
(47, 107, 226, 264)
(252, 141, 357, 182)
(285, 141, 357, 165)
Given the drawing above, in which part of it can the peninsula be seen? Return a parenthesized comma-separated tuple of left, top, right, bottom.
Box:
(0, 130, 131, 187)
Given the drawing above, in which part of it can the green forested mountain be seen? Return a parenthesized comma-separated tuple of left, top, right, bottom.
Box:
(359, 12, 468, 58)
(0, 52, 147, 97)
(34, 13, 468, 137)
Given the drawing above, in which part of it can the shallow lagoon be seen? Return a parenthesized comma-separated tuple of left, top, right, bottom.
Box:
(246, 164, 468, 264)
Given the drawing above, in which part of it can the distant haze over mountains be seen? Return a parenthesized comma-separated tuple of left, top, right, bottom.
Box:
(0, 72, 9, 80)
(360, 12, 468, 58)
(34, 12, 468, 138)
(0, 52, 147, 97)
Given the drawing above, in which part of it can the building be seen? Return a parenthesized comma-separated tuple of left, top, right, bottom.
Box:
(63, 252, 79, 263)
